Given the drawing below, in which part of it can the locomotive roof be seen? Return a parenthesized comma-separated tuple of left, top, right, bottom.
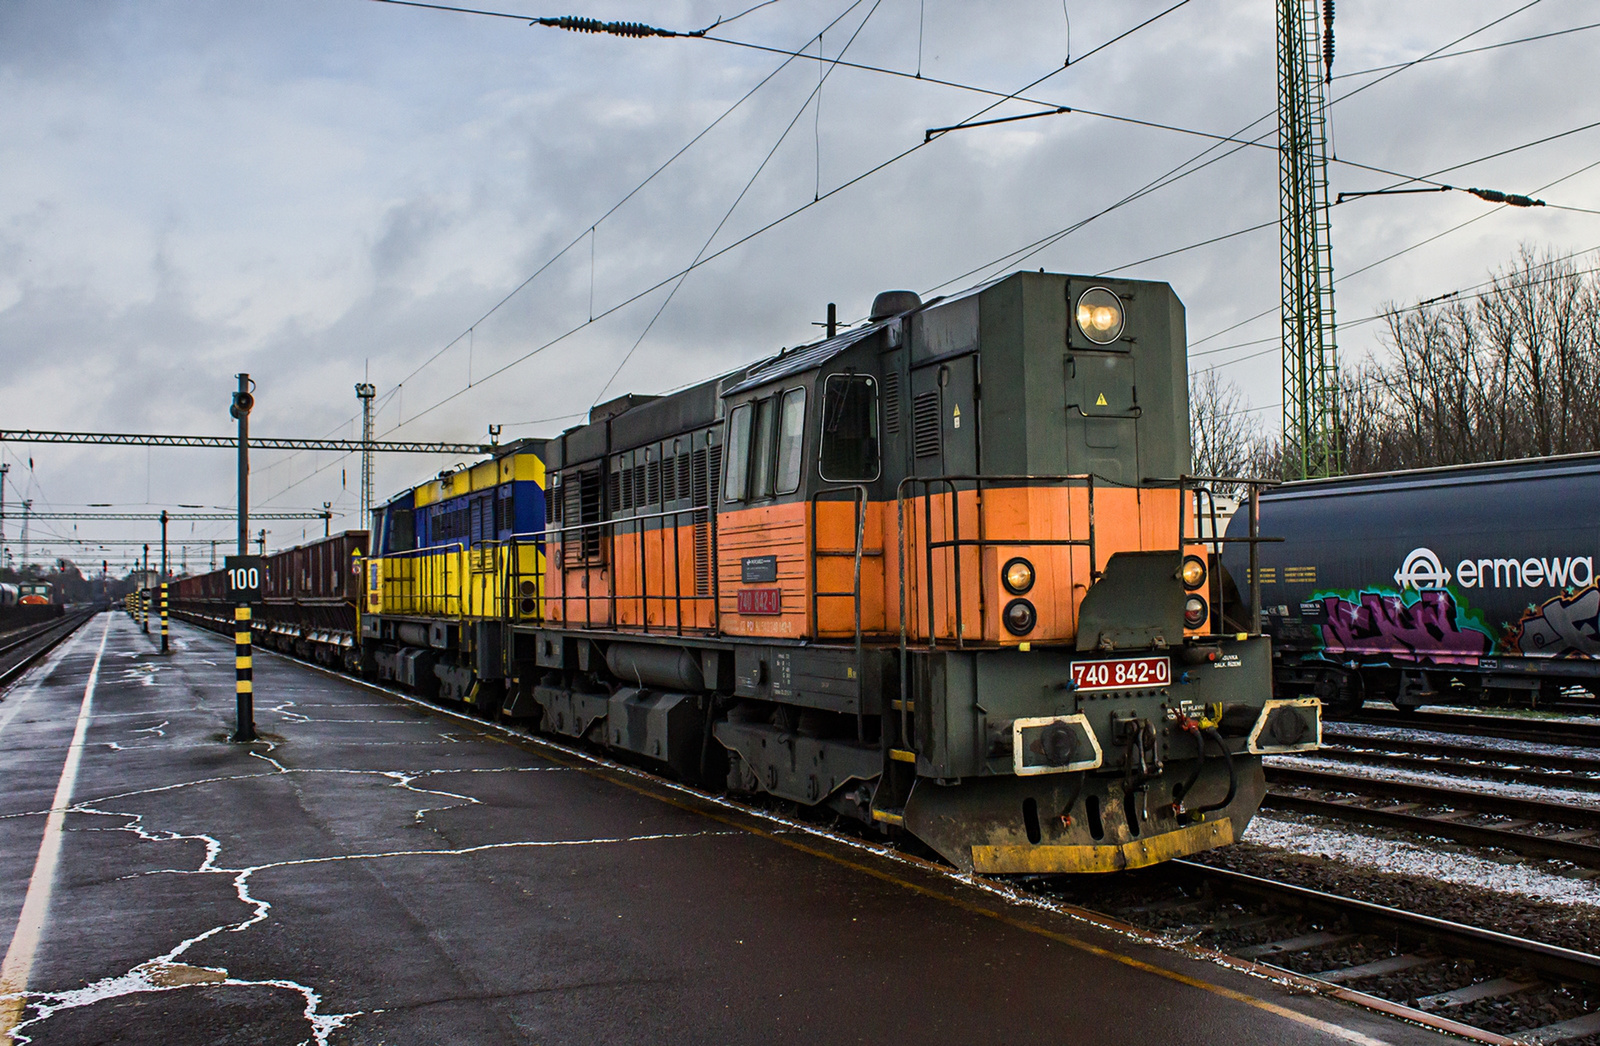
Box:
(1264, 450, 1600, 500)
(723, 321, 885, 395)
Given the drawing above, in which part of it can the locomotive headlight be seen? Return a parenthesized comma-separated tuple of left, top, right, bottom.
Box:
(1002, 557, 1035, 595)
(1181, 555, 1207, 590)
(1076, 287, 1125, 344)
(1184, 595, 1209, 629)
(1003, 598, 1037, 636)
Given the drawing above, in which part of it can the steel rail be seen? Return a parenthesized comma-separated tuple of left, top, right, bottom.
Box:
(1351, 708, 1600, 748)
(1302, 745, 1600, 793)
(0, 611, 96, 690)
(1323, 728, 1600, 774)
(1266, 765, 1600, 829)
(1172, 860, 1600, 986)
(0, 429, 492, 455)
(1264, 792, 1600, 869)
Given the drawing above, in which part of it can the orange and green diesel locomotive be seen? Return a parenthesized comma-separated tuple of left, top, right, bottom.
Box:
(195, 269, 1322, 873)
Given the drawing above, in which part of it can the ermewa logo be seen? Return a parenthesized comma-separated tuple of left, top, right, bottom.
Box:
(1394, 546, 1594, 590)
(1393, 548, 1451, 589)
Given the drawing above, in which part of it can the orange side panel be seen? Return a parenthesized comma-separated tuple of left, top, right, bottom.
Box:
(718, 503, 809, 638)
(895, 484, 1183, 646)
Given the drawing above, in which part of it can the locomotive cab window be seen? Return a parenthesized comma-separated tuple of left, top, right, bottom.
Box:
(750, 397, 777, 500)
(724, 404, 753, 502)
(819, 374, 879, 482)
(774, 387, 806, 494)
(724, 388, 808, 502)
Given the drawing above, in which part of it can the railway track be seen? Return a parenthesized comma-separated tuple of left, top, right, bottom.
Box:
(1264, 765, 1600, 870)
(1161, 861, 1600, 1045)
(1265, 714, 1600, 871)
(1351, 708, 1600, 749)
(0, 610, 97, 691)
(1324, 728, 1600, 779)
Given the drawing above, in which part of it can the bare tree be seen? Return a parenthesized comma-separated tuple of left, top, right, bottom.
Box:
(1188, 368, 1262, 486)
(1361, 244, 1600, 470)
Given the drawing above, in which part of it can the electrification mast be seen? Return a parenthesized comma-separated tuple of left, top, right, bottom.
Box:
(1278, 0, 1342, 478)
(355, 383, 377, 527)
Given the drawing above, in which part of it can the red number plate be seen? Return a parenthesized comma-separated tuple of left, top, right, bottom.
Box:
(737, 588, 782, 615)
(1070, 656, 1170, 692)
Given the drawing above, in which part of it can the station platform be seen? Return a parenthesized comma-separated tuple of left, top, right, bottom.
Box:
(0, 613, 1456, 1046)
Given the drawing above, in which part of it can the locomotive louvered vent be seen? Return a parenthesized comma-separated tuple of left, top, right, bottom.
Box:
(565, 467, 603, 565)
(677, 455, 692, 505)
(563, 476, 584, 567)
(658, 457, 673, 503)
(912, 390, 942, 458)
(883, 371, 902, 435)
(633, 464, 647, 511)
(692, 445, 719, 595)
(608, 469, 622, 514)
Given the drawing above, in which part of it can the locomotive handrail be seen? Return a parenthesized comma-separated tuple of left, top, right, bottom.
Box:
(809, 485, 870, 743)
(541, 504, 718, 636)
(1177, 474, 1281, 637)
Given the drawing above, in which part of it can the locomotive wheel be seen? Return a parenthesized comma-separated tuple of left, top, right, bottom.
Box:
(1314, 668, 1363, 718)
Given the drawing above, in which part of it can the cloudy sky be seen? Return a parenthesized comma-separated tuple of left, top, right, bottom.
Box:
(1, 0, 1595, 573)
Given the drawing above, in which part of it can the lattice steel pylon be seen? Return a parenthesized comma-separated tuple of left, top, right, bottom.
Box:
(355, 383, 377, 526)
(1278, 0, 1342, 479)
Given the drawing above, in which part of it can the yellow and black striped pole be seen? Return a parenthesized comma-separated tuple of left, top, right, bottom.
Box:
(159, 583, 169, 653)
(139, 590, 148, 632)
(232, 604, 257, 742)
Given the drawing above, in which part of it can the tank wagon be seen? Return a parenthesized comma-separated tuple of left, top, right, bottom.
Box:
(192, 270, 1320, 874)
(1222, 453, 1600, 715)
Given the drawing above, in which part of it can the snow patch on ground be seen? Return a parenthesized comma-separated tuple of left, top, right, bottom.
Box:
(1245, 812, 1600, 909)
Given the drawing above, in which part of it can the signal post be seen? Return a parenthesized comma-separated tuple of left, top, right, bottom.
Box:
(225, 556, 263, 742)
(229, 373, 259, 743)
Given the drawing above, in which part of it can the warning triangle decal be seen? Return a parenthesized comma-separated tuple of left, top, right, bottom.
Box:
(1095, 393, 1108, 406)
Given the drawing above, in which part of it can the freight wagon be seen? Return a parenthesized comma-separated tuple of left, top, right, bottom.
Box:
(1222, 453, 1600, 714)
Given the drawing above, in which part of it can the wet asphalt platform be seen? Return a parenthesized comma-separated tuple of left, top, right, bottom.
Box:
(0, 613, 1457, 1046)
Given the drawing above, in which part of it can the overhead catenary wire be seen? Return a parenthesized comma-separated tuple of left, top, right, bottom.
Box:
(377, 1, 1202, 437)
(1160, 145, 1600, 364)
(346, 0, 1571, 429)
(365, 0, 875, 413)
(332, 0, 1588, 461)
(363, 0, 1578, 422)
(929, 0, 1567, 299)
(592, 0, 889, 407)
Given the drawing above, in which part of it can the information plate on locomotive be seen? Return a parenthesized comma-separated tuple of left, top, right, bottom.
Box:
(1070, 656, 1170, 692)
(737, 588, 782, 615)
